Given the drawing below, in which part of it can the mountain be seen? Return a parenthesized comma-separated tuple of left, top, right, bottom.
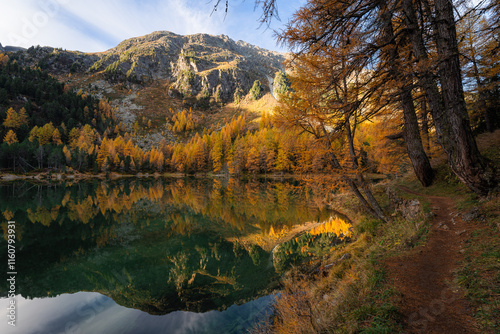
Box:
(1, 31, 286, 150)
(0, 42, 25, 52)
(11, 31, 285, 104)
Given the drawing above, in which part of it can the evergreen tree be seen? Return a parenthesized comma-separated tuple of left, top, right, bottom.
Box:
(249, 80, 263, 100)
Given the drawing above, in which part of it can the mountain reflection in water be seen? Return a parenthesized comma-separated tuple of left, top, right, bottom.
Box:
(0, 177, 347, 333)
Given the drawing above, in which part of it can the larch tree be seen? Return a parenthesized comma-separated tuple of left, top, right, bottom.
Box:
(63, 145, 71, 164)
(96, 137, 110, 170)
(246, 146, 261, 174)
(3, 107, 28, 129)
(276, 51, 389, 222)
(272, 0, 432, 192)
(52, 128, 63, 145)
(211, 133, 224, 173)
(274, 0, 397, 221)
(377, 1, 434, 186)
(3, 130, 18, 145)
(458, 8, 491, 131)
(297, 0, 495, 194)
(467, 0, 500, 131)
(218, 0, 497, 195)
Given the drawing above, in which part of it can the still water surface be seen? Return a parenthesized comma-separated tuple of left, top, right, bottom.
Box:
(0, 178, 336, 333)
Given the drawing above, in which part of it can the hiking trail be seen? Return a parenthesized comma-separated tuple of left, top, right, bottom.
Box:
(384, 186, 479, 333)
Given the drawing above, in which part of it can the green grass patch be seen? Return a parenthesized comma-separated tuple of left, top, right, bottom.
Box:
(457, 217, 500, 333)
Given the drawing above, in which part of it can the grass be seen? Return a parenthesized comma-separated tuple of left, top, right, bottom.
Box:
(453, 130, 500, 333)
(456, 193, 500, 333)
(211, 93, 278, 128)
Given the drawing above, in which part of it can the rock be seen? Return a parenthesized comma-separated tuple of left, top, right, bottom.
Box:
(437, 222, 450, 230)
(455, 229, 467, 236)
(386, 188, 423, 220)
(461, 207, 481, 222)
(16, 32, 285, 104)
(1, 44, 25, 52)
(402, 199, 423, 220)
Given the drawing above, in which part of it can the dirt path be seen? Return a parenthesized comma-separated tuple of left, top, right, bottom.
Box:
(384, 187, 479, 333)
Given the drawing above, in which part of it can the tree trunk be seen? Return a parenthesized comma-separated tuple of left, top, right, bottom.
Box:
(401, 87, 434, 186)
(420, 99, 430, 151)
(357, 173, 390, 222)
(322, 126, 389, 223)
(433, 0, 496, 194)
(402, 0, 496, 195)
(344, 117, 390, 222)
(379, 3, 434, 187)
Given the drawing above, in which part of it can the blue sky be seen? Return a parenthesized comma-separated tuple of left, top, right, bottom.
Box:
(0, 0, 306, 53)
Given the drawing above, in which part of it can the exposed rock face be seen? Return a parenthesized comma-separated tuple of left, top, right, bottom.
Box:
(98, 32, 285, 102)
(11, 31, 285, 103)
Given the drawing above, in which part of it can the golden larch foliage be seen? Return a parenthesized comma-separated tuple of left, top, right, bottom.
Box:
(3, 130, 18, 145)
(308, 217, 351, 240)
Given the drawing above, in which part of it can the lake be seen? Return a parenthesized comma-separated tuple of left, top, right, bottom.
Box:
(0, 177, 348, 333)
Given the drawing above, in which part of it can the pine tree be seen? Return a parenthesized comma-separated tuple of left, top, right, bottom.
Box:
(249, 80, 263, 100)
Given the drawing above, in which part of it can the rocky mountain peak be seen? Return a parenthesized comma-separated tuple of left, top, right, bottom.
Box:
(8, 31, 285, 104)
(93, 31, 285, 103)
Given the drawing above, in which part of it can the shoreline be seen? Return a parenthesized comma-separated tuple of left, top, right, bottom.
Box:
(0, 171, 387, 183)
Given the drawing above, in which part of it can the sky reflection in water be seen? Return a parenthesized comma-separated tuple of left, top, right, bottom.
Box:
(0, 292, 275, 334)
